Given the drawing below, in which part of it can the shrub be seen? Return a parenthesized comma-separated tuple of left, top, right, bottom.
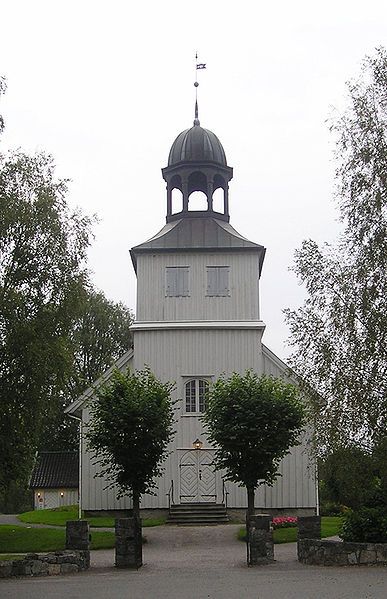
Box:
(320, 501, 347, 516)
(340, 507, 387, 543)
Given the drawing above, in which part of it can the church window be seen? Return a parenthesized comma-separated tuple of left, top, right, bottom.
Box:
(206, 266, 230, 296)
(185, 379, 209, 413)
(166, 266, 189, 297)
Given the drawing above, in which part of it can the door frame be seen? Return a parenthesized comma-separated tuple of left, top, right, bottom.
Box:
(179, 449, 216, 503)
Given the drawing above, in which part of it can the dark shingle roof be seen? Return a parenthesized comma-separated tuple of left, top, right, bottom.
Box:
(29, 451, 79, 489)
(168, 124, 227, 166)
(130, 217, 266, 275)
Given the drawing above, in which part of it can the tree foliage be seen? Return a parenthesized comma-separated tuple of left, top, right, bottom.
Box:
(68, 290, 133, 398)
(202, 371, 305, 515)
(0, 151, 93, 500)
(0, 76, 6, 135)
(86, 368, 175, 516)
(319, 447, 377, 511)
(0, 87, 134, 506)
(285, 47, 387, 451)
(38, 290, 133, 452)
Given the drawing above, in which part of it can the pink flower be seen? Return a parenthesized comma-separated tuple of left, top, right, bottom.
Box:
(272, 516, 298, 529)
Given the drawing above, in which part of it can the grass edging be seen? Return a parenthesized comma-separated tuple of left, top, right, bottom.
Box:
(0, 525, 115, 553)
(18, 506, 165, 528)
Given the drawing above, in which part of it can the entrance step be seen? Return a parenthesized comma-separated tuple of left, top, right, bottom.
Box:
(167, 503, 229, 525)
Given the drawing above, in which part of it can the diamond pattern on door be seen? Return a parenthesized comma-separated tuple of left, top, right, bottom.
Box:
(180, 450, 216, 503)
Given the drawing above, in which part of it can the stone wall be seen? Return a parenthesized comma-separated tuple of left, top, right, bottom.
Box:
(0, 550, 90, 578)
(298, 539, 387, 566)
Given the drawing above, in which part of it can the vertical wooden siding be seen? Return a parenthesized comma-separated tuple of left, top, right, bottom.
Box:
(81, 330, 316, 510)
(136, 252, 261, 322)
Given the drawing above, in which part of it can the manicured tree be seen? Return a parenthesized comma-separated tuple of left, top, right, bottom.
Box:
(86, 368, 175, 519)
(203, 371, 305, 518)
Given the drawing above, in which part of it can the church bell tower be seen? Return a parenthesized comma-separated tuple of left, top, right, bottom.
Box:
(162, 110, 233, 222)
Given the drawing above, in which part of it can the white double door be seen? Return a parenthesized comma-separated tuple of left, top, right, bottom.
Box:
(179, 450, 216, 503)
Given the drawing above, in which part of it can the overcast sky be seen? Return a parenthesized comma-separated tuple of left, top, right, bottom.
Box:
(1, 0, 386, 360)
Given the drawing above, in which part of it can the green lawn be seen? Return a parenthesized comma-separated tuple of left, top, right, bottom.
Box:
(237, 516, 343, 543)
(18, 506, 166, 528)
(0, 525, 115, 553)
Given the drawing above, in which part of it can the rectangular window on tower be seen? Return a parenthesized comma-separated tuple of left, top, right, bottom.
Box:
(165, 266, 190, 297)
(206, 266, 230, 297)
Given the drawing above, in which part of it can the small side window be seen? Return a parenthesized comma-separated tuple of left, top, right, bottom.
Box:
(206, 266, 230, 296)
(166, 267, 189, 297)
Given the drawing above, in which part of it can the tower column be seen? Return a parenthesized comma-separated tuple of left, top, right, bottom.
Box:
(167, 185, 172, 216)
(224, 185, 230, 216)
(182, 180, 189, 212)
(207, 179, 214, 211)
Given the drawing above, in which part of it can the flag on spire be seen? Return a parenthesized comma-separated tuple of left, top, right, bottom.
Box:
(196, 63, 206, 69)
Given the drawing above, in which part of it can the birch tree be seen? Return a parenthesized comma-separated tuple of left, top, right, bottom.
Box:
(285, 47, 387, 452)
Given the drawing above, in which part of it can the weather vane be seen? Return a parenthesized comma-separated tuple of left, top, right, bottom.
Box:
(194, 52, 206, 125)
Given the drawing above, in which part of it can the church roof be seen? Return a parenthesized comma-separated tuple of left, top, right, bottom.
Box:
(130, 217, 266, 274)
(168, 124, 227, 166)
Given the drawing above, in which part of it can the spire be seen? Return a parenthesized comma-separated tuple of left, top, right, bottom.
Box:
(194, 96, 200, 126)
(194, 52, 206, 126)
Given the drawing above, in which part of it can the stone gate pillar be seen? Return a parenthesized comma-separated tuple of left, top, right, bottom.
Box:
(65, 520, 90, 569)
(298, 516, 321, 540)
(247, 514, 274, 565)
(115, 517, 142, 569)
(65, 520, 90, 550)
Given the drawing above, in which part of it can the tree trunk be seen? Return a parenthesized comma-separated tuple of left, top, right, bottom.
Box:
(245, 486, 255, 535)
(245, 485, 255, 565)
(132, 489, 143, 567)
(247, 486, 255, 519)
(132, 490, 141, 521)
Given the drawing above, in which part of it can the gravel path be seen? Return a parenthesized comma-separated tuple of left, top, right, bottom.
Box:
(1, 522, 387, 598)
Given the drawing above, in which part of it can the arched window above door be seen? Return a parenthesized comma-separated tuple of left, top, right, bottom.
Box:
(185, 379, 209, 413)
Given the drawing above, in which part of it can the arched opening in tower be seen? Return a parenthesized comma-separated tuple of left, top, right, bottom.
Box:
(212, 188, 225, 213)
(213, 175, 226, 214)
(188, 171, 208, 211)
(188, 191, 208, 211)
(170, 175, 183, 214)
(171, 188, 183, 213)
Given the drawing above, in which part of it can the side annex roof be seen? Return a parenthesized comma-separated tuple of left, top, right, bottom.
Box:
(29, 451, 79, 489)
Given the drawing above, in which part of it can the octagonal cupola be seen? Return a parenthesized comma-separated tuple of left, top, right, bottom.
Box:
(162, 106, 233, 223)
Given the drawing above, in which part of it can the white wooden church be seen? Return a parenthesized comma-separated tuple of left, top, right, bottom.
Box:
(66, 107, 317, 518)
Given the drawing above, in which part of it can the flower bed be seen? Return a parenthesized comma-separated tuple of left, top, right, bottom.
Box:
(272, 516, 298, 529)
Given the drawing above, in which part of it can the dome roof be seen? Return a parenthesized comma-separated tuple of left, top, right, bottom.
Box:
(168, 123, 227, 166)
